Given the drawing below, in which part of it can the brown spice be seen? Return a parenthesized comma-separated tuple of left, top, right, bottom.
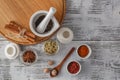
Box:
(10, 21, 36, 39)
(5, 21, 36, 42)
(48, 60, 54, 65)
(43, 68, 50, 73)
(23, 50, 36, 63)
(78, 45, 89, 58)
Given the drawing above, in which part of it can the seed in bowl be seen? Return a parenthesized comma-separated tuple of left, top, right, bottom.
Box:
(44, 40, 58, 55)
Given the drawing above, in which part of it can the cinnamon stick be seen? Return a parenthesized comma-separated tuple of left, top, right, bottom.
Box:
(5, 24, 20, 34)
(10, 21, 36, 39)
(5, 21, 36, 42)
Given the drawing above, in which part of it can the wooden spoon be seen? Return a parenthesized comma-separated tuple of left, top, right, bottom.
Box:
(50, 47, 75, 77)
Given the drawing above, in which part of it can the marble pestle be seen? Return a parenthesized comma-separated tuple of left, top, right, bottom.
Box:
(36, 7, 56, 33)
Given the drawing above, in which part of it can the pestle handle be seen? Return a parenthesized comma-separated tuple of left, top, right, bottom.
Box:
(36, 7, 56, 33)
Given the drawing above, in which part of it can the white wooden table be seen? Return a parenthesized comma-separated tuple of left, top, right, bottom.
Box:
(0, 0, 120, 80)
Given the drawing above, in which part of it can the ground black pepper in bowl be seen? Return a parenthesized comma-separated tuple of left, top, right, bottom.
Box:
(35, 15, 53, 33)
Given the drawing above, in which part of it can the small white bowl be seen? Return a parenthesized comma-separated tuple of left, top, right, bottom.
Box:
(5, 44, 16, 57)
(20, 49, 38, 66)
(29, 10, 60, 37)
(77, 44, 92, 59)
(67, 60, 81, 76)
(4, 43, 20, 59)
(42, 40, 59, 55)
(57, 27, 74, 44)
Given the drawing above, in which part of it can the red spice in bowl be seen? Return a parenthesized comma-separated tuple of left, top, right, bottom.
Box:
(67, 61, 81, 74)
(77, 45, 89, 58)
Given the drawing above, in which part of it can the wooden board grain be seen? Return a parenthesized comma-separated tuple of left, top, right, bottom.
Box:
(0, 0, 66, 45)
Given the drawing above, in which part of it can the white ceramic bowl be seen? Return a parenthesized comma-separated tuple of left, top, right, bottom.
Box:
(5, 44, 16, 57)
(77, 44, 92, 59)
(57, 27, 74, 44)
(67, 60, 81, 76)
(29, 10, 60, 37)
(20, 49, 38, 66)
(42, 40, 59, 55)
(4, 43, 20, 59)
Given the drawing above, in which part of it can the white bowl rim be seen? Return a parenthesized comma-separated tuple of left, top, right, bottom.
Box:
(66, 60, 81, 76)
(76, 44, 92, 59)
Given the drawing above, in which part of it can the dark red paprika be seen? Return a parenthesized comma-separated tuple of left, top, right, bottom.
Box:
(67, 61, 80, 74)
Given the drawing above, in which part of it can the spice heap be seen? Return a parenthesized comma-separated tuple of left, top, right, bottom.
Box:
(44, 40, 58, 55)
(77, 45, 89, 58)
(22, 50, 36, 63)
(67, 61, 80, 74)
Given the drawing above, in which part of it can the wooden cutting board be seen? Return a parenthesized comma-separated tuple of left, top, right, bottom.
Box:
(0, 0, 66, 45)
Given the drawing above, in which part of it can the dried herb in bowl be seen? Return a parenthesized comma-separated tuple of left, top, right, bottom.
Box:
(44, 40, 59, 55)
